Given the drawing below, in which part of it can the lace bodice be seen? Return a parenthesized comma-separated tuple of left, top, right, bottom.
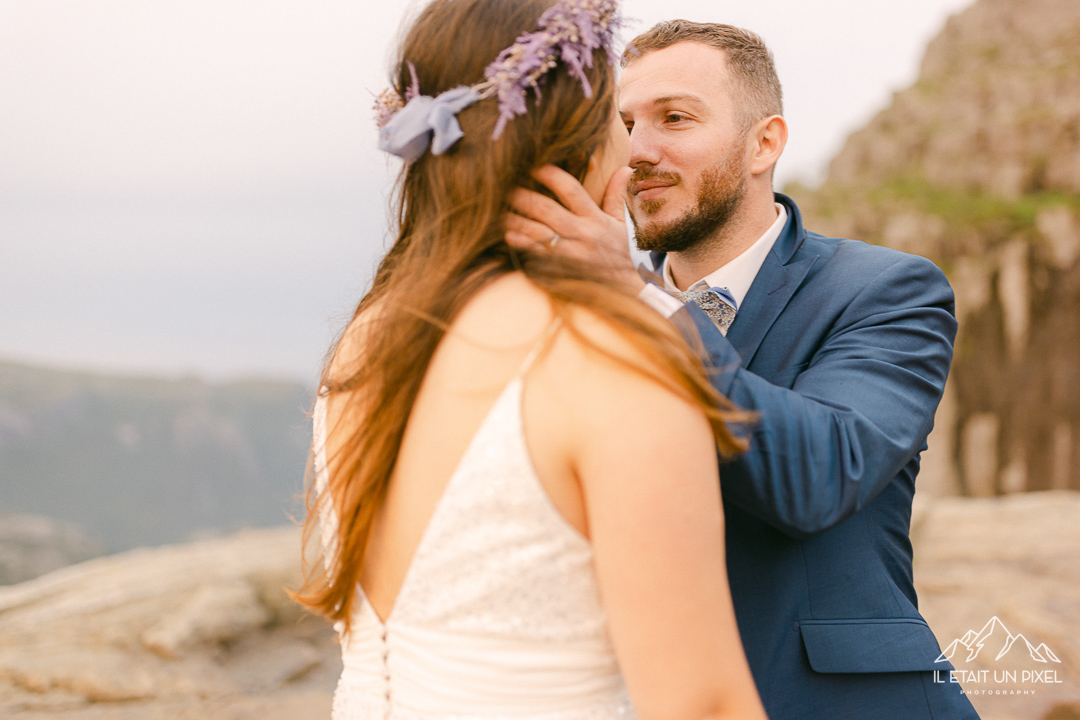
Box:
(313, 365, 638, 718)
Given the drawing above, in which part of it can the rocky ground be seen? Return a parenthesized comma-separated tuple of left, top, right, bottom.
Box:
(0, 526, 340, 719)
(913, 491, 1080, 719)
(0, 493, 1076, 719)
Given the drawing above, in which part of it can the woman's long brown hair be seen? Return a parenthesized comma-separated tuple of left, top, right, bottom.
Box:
(293, 0, 750, 633)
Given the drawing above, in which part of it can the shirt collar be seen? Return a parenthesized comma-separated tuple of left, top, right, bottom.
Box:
(662, 203, 787, 309)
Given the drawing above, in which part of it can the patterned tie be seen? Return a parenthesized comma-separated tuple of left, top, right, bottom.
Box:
(676, 286, 738, 332)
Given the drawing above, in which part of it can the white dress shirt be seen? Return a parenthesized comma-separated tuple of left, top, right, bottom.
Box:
(638, 203, 787, 335)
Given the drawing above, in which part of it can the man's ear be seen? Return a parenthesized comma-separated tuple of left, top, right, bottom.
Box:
(749, 115, 788, 177)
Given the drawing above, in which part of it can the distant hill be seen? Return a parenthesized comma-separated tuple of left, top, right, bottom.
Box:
(0, 360, 313, 552)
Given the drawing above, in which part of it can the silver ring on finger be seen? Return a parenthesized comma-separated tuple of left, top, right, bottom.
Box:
(549, 233, 561, 248)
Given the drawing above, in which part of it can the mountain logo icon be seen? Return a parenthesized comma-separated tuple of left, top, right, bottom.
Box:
(935, 616, 1062, 664)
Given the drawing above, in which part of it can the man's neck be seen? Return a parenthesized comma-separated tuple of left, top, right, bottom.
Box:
(667, 190, 779, 291)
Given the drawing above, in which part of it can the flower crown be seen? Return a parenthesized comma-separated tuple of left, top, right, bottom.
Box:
(375, 0, 620, 162)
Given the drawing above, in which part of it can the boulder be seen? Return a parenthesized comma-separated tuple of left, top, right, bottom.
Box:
(0, 526, 340, 719)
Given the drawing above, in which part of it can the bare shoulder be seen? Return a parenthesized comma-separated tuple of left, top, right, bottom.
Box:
(330, 274, 554, 387)
(455, 275, 674, 397)
(450, 272, 554, 349)
(328, 274, 684, 409)
(532, 301, 708, 454)
(545, 303, 674, 397)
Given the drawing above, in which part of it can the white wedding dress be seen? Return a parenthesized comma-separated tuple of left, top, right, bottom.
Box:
(312, 330, 639, 719)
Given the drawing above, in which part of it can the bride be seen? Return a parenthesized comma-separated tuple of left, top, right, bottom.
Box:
(294, 0, 767, 717)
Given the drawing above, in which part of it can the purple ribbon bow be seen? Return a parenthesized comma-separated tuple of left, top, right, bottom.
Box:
(377, 86, 482, 162)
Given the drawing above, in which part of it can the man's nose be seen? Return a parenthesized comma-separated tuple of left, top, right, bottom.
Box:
(628, 125, 662, 168)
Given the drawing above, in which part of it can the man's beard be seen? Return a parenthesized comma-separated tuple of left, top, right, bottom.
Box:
(630, 145, 748, 255)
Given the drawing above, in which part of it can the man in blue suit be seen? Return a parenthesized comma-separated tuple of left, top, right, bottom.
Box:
(508, 18, 980, 720)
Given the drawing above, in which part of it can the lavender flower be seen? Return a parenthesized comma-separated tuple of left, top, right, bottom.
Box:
(477, 0, 620, 139)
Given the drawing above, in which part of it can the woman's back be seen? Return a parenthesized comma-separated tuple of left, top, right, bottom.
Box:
(317, 274, 635, 716)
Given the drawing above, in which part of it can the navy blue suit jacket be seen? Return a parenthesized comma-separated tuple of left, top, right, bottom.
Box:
(658, 194, 979, 719)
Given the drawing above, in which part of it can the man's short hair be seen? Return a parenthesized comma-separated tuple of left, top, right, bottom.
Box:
(622, 20, 784, 132)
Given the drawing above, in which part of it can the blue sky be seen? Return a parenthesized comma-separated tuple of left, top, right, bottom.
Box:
(0, 0, 972, 383)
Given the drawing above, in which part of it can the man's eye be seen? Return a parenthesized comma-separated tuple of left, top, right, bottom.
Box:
(665, 113, 686, 123)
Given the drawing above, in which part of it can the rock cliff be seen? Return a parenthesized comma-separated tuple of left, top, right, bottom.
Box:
(791, 0, 1080, 497)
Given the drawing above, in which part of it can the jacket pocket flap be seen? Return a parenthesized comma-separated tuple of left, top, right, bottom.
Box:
(800, 618, 945, 673)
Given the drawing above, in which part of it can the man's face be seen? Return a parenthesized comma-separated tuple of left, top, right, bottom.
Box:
(619, 42, 751, 253)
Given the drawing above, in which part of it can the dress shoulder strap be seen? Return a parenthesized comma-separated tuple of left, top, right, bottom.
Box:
(514, 316, 564, 379)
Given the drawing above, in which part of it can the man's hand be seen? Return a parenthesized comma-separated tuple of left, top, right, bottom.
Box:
(505, 165, 644, 293)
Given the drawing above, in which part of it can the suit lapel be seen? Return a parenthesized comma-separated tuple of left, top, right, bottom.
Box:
(726, 194, 817, 367)
(726, 253, 815, 368)
(725, 194, 815, 367)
